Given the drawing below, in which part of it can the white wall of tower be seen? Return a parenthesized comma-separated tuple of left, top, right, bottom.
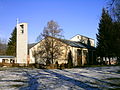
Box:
(16, 23, 28, 64)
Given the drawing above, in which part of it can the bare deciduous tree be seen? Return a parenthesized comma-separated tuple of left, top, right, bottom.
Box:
(107, 0, 120, 21)
(33, 20, 64, 65)
(0, 38, 7, 55)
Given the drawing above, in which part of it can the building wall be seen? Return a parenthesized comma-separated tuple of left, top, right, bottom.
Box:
(29, 38, 68, 65)
(29, 42, 40, 64)
(69, 47, 88, 66)
(0, 58, 15, 63)
(70, 34, 95, 47)
(29, 37, 88, 66)
(0, 58, 2, 62)
(16, 23, 28, 64)
(57, 46, 88, 66)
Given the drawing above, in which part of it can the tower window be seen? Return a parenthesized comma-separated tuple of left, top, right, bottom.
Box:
(21, 30, 24, 34)
(20, 24, 24, 34)
(20, 25, 24, 29)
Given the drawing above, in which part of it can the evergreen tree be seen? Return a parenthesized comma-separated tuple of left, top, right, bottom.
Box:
(112, 22, 120, 63)
(96, 8, 113, 64)
(107, 0, 120, 63)
(68, 50, 73, 68)
(6, 27, 16, 56)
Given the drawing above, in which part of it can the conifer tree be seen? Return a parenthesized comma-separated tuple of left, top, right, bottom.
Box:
(68, 50, 73, 68)
(107, 0, 120, 63)
(112, 22, 120, 63)
(6, 27, 16, 56)
(96, 8, 113, 64)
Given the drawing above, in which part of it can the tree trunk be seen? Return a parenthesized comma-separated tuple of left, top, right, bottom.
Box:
(105, 57, 107, 65)
(51, 39, 54, 64)
(108, 57, 111, 65)
(100, 57, 103, 65)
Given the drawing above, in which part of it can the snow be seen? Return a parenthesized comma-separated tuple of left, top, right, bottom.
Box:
(0, 66, 120, 90)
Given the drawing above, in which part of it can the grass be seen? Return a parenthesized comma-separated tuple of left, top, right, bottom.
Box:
(84, 79, 120, 90)
(11, 84, 23, 88)
(108, 88, 120, 90)
(81, 64, 120, 68)
(85, 77, 120, 89)
(106, 78, 120, 80)
(13, 80, 27, 83)
(0, 67, 8, 71)
(103, 78, 120, 88)
(116, 70, 120, 73)
(10, 80, 28, 88)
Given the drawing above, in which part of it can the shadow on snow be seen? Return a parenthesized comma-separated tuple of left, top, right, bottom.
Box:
(19, 70, 39, 90)
(43, 69, 100, 90)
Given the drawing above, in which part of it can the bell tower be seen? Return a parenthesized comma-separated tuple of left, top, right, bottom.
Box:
(16, 22, 28, 65)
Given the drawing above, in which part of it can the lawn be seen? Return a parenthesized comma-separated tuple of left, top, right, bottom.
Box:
(0, 66, 120, 90)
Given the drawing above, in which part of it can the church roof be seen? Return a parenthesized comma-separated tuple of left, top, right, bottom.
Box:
(60, 39, 95, 49)
(29, 36, 95, 49)
(60, 39, 85, 48)
(28, 43, 36, 49)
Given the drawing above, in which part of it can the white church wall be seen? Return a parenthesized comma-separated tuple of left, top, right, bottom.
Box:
(29, 41, 43, 64)
(29, 37, 89, 66)
(0, 58, 2, 62)
(29, 44, 38, 64)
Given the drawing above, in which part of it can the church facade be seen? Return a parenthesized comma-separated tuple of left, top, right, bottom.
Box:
(29, 34, 96, 67)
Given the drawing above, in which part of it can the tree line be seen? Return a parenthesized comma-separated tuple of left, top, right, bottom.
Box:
(0, 38, 7, 55)
(0, 27, 16, 56)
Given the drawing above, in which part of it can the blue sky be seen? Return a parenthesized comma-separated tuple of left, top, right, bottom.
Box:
(0, 0, 107, 44)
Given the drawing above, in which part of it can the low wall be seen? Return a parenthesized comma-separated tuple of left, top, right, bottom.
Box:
(0, 63, 35, 67)
(0, 63, 19, 67)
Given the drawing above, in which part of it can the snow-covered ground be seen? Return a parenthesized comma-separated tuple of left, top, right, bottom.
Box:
(0, 66, 120, 90)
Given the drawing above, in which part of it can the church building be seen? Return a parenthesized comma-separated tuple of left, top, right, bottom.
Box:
(0, 22, 96, 67)
(29, 34, 96, 67)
